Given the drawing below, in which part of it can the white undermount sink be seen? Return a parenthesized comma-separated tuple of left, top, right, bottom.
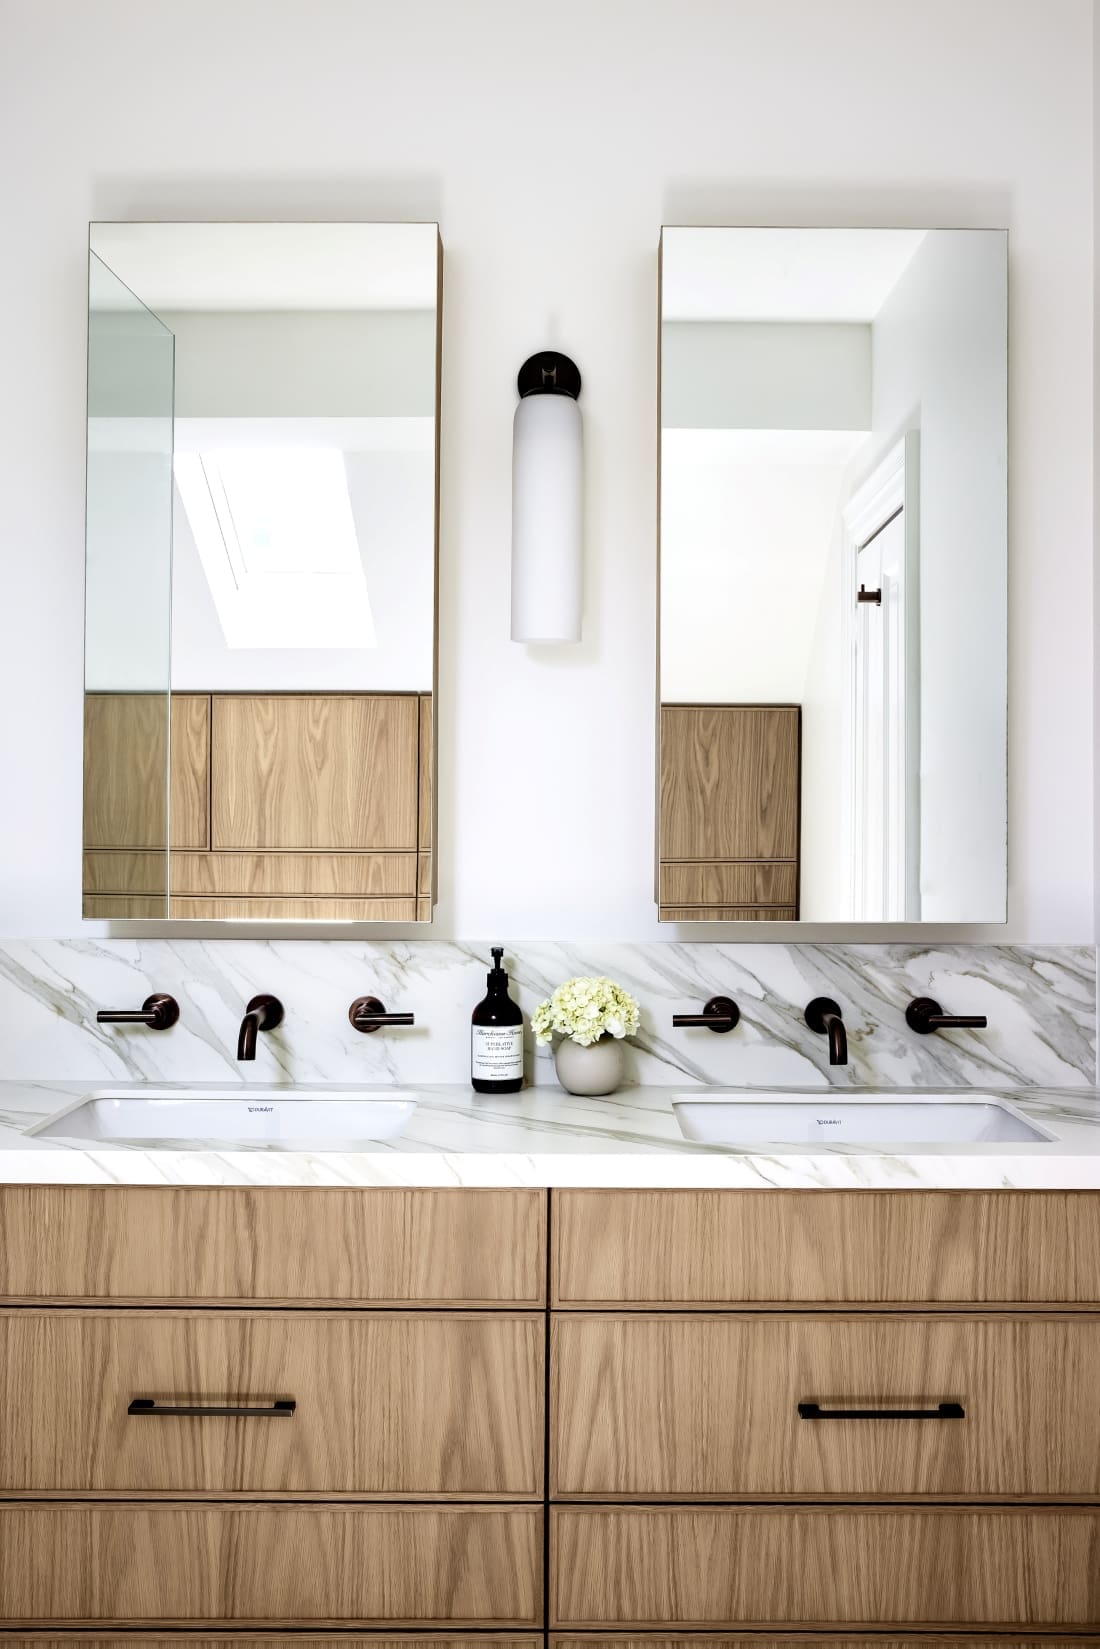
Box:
(673, 1093, 1057, 1148)
(31, 1089, 419, 1146)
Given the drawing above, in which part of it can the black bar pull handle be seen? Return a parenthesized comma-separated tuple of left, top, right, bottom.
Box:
(128, 1397, 296, 1418)
(798, 1400, 965, 1421)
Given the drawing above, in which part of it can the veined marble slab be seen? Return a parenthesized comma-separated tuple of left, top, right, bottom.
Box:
(0, 1080, 1097, 1189)
(0, 939, 1093, 1089)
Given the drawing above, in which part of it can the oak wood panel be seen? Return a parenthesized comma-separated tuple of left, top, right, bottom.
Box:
(552, 1190, 1100, 1307)
(659, 861, 797, 906)
(551, 1507, 1100, 1629)
(419, 694, 433, 853)
(169, 897, 418, 920)
(169, 695, 212, 849)
(659, 906, 797, 922)
(419, 852, 433, 896)
(0, 1635, 540, 1649)
(170, 852, 416, 897)
(417, 897, 433, 922)
(83, 694, 209, 853)
(552, 1312, 1100, 1499)
(83, 852, 167, 895)
(659, 705, 800, 862)
(551, 1639, 1098, 1649)
(0, 1639, 541, 1648)
(211, 695, 419, 852)
(0, 1503, 541, 1628)
(0, 1310, 542, 1499)
(0, 1188, 546, 1306)
(82, 896, 166, 918)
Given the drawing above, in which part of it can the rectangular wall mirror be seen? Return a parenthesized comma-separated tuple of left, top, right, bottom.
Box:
(658, 227, 1007, 923)
(84, 221, 441, 922)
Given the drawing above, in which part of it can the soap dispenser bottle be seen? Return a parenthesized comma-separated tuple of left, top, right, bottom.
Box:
(471, 947, 524, 1094)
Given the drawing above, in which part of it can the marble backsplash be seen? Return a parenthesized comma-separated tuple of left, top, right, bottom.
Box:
(0, 939, 1093, 1090)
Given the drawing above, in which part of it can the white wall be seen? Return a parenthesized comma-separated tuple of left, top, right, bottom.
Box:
(661, 322, 870, 430)
(0, 0, 1092, 942)
(860, 231, 1008, 922)
(660, 434, 854, 702)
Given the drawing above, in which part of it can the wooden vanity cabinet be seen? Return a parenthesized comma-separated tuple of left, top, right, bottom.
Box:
(549, 1189, 1100, 1637)
(3, 1184, 1099, 1638)
(658, 704, 800, 920)
(0, 1187, 544, 1635)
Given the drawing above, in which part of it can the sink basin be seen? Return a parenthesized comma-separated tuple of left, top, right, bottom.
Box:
(32, 1089, 419, 1146)
(673, 1093, 1057, 1147)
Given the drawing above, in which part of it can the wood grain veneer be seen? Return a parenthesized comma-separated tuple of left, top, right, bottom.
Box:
(168, 852, 417, 897)
(659, 706, 800, 862)
(168, 896, 419, 919)
(83, 693, 209, 853)
(552, 1312, 1100, 1499)
(659, 861, 797, 906)
(552, 1189, 1100, 1307)
(0, 1503, 541, 1628)
(210, 694, 419, 852)
(659, 905, 797, 921)
(550, 1506, 1100, 1629)
(551, 1638, 1097, 1649)
(0, 1639, 541, 1648)
(419, 693, 433, 854)
(0, 1310, 542, 1499)
(0, 1188, 546, 1307)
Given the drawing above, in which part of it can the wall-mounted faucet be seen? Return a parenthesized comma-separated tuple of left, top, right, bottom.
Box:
(97, 993, 179, 1031)
(905, 996, 988, 1036)
(672, 995, 740, 1033)
(237, 995, 284, 1061)
(348, 996, 416, 1034)
(805, 996, 847, 1065)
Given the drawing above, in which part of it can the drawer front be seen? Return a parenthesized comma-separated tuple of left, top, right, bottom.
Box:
(0, 1641, 543, 1649)
(659, 861, 797, 906)
(0, 1504, 541, 1628)
(0, 1188, 545, 1306)
(551, 1507, 1100, 1629)
(552, 1312, 1100, 1499)
(553, 1190, 1100, 1306)
(0, 1311, 542, 1498)
(550, 1640, 1095, 1649)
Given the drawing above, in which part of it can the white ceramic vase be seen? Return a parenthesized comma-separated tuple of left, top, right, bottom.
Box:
(554, 1034, 625, 1097)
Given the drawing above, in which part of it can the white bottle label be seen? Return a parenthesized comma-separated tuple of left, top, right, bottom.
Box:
(472, 1024, 524, 1082)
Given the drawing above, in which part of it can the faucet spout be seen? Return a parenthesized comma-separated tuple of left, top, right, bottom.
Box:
(804, 996, 848, 1067)
(825, 1012, 847, 1066)
(236, 994, 284, 1061)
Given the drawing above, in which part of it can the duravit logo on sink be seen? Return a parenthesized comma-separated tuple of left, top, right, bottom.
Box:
(816, 1117, 842, 1125)
(247, 1106, 274, 1114)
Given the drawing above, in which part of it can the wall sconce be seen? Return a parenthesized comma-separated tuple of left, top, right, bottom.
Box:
(510, 351, 583, 642)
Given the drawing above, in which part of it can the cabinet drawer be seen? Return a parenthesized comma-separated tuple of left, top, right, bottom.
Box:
(0, 1310, 542, 1499)
(0, 1188, 545, 1306)
(551, 1507, 1100, 1629)
(0, 1504, 541, 1628)
(0, 1641, 541, 1649)
(553, 1190, 1100, 1306)
(552, 1313, 1100, 1499)
(659, 862, 797, 906)
(551, 1640, 1096, 1649)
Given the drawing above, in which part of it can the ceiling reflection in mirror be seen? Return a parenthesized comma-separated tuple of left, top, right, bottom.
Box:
(658, 228, 1007, 923)
(84, 223, 440, 922)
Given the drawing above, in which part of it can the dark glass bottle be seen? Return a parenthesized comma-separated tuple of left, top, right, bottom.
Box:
(471, 947, 524, 1094)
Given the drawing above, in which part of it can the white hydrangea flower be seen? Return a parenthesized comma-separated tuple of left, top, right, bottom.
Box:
(531, 976, 641, 1047)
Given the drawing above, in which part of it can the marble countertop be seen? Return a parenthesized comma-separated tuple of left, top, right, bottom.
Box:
(0, 1079, 1097, 1188)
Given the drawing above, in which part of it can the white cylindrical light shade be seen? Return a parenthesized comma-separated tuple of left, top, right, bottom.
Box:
(511, 358, 583, 642)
